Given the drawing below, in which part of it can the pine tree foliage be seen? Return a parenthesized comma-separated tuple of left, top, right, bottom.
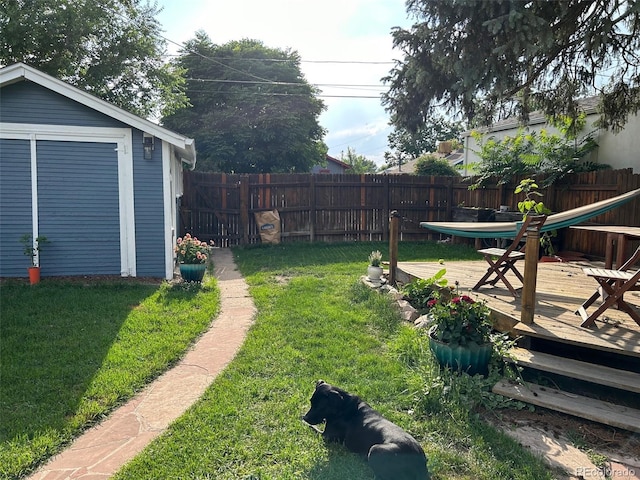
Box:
(383, 0, 640, 133)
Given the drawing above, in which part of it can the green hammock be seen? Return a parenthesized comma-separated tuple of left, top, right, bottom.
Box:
(420, 188, 640, 239)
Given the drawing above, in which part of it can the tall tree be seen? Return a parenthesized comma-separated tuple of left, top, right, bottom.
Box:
(340, 147, 378, 174)
(0, 0, 187, 119)
(382, 0, 640, 133)
(162, 33, 327, 173)
(384, 115, 464, 168)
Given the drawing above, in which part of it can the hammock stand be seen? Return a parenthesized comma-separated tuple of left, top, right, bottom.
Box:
(420, 188, 640, 239)
(418, 187, 640, 323)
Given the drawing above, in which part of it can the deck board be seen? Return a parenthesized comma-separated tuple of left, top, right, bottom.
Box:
(493, 379, 640, 433)
(396, 259, 640, 357)
(507, 347, 640, 393)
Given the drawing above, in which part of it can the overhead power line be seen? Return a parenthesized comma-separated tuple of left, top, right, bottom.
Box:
(186, 78, 386, 88)
(184, 89, 382, 99)
(108, 3, 393, 87)
(164, 54, 394, 65)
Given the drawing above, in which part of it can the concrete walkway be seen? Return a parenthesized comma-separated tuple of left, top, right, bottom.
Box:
(28, 248, 256, 480)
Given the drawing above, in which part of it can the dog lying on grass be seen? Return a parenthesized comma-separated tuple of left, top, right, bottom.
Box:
(302, 380, 430, 480)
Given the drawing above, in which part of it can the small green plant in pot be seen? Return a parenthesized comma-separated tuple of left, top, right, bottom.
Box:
(20, 234, 49, 284)
(515, 178, 557, 257)
(366, 250, 384, 284)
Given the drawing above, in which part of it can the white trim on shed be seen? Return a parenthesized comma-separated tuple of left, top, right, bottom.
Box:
(0, 63, 196, 169)
(1, 122, 137, 276)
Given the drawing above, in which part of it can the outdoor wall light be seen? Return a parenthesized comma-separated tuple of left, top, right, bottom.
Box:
(143, 133, 155, 159)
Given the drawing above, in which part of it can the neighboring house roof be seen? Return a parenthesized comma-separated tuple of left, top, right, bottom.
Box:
(381, 157, 421, 174)
(326, 155, 351, 170)
(446, 151, 465, 167)
(0, 63, 196, 168)
(313, 154, 352, 173)
(382, 151, 465, 174)
(462, 95, 601, 137)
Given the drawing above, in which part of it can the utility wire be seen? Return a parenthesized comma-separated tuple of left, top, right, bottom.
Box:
(164, 54, 395, 65)
(183, 89, 382, 98)
(106, 4, 391, 153)
(108, 4, 393, 91)
(186, 78, 386, 88)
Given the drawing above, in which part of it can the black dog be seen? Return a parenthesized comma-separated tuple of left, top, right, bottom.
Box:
(302, 380, 430, 480)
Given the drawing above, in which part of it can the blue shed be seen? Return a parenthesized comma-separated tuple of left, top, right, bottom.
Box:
(0, 63, 196, 280)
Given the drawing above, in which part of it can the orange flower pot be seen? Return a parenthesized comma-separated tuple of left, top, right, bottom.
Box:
(28, 266, 41, 285)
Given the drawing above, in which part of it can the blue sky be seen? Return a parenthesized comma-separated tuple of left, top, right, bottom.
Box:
(155, 0, 411, 166)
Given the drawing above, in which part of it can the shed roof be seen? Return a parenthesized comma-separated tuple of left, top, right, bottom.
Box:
(0, 63, 196, 168)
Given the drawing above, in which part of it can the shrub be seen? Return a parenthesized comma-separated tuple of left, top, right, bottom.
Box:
(414, 154, 461, 176)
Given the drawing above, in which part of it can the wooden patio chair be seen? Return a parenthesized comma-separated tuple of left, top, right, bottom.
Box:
(575, 245, 640, 328)
(472, 215, 547, 298)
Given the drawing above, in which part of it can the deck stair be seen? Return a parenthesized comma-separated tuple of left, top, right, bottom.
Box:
(494, 346, 640, 433)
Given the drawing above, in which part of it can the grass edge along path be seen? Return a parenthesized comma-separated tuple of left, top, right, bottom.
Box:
(0, 277, 220, 480)
(115, 242, 556, 480)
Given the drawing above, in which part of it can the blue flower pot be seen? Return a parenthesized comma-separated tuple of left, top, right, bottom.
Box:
(179, 263, 206, 282)
(428, 330, 492, 376)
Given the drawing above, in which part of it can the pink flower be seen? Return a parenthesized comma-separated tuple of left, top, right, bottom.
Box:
(427, 299, 438, 308)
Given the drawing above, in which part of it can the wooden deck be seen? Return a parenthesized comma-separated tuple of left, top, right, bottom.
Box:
(396, 259, 640, 357)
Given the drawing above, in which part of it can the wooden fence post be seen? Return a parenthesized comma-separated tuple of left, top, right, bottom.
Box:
(382, 175, 390, 241)
(360, 174, 366, 241)
(389, 210, 400, 285)
(520, 228, 541, 324)
(309, 175, 316, 242)
(239, 176, 249, 245)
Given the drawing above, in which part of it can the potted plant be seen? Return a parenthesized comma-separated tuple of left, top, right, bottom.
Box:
(400, 268, 449, 312)
(515, 178, 559, 260)
(426, 284, 494, 376)
(175, 233, 214, 282)
(366, 250, 384, 284)
(20, 234, 48, 285)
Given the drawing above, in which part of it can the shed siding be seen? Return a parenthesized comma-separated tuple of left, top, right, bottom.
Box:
(0, 72, 188, 279)
(37, 140, 121, 276)
(132, 130, 166, 277)
(0, 139, 33, 276)
(0, 82, 126, 128)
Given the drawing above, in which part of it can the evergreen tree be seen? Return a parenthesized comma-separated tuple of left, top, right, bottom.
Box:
(383, 0, 640, 133)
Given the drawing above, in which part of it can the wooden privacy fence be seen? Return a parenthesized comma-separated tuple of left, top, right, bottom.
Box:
(180, 169, 640, 259)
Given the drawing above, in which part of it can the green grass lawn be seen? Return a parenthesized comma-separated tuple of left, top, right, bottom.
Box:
(0, 277, 220, 479)
(113, 242, 555, 480)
